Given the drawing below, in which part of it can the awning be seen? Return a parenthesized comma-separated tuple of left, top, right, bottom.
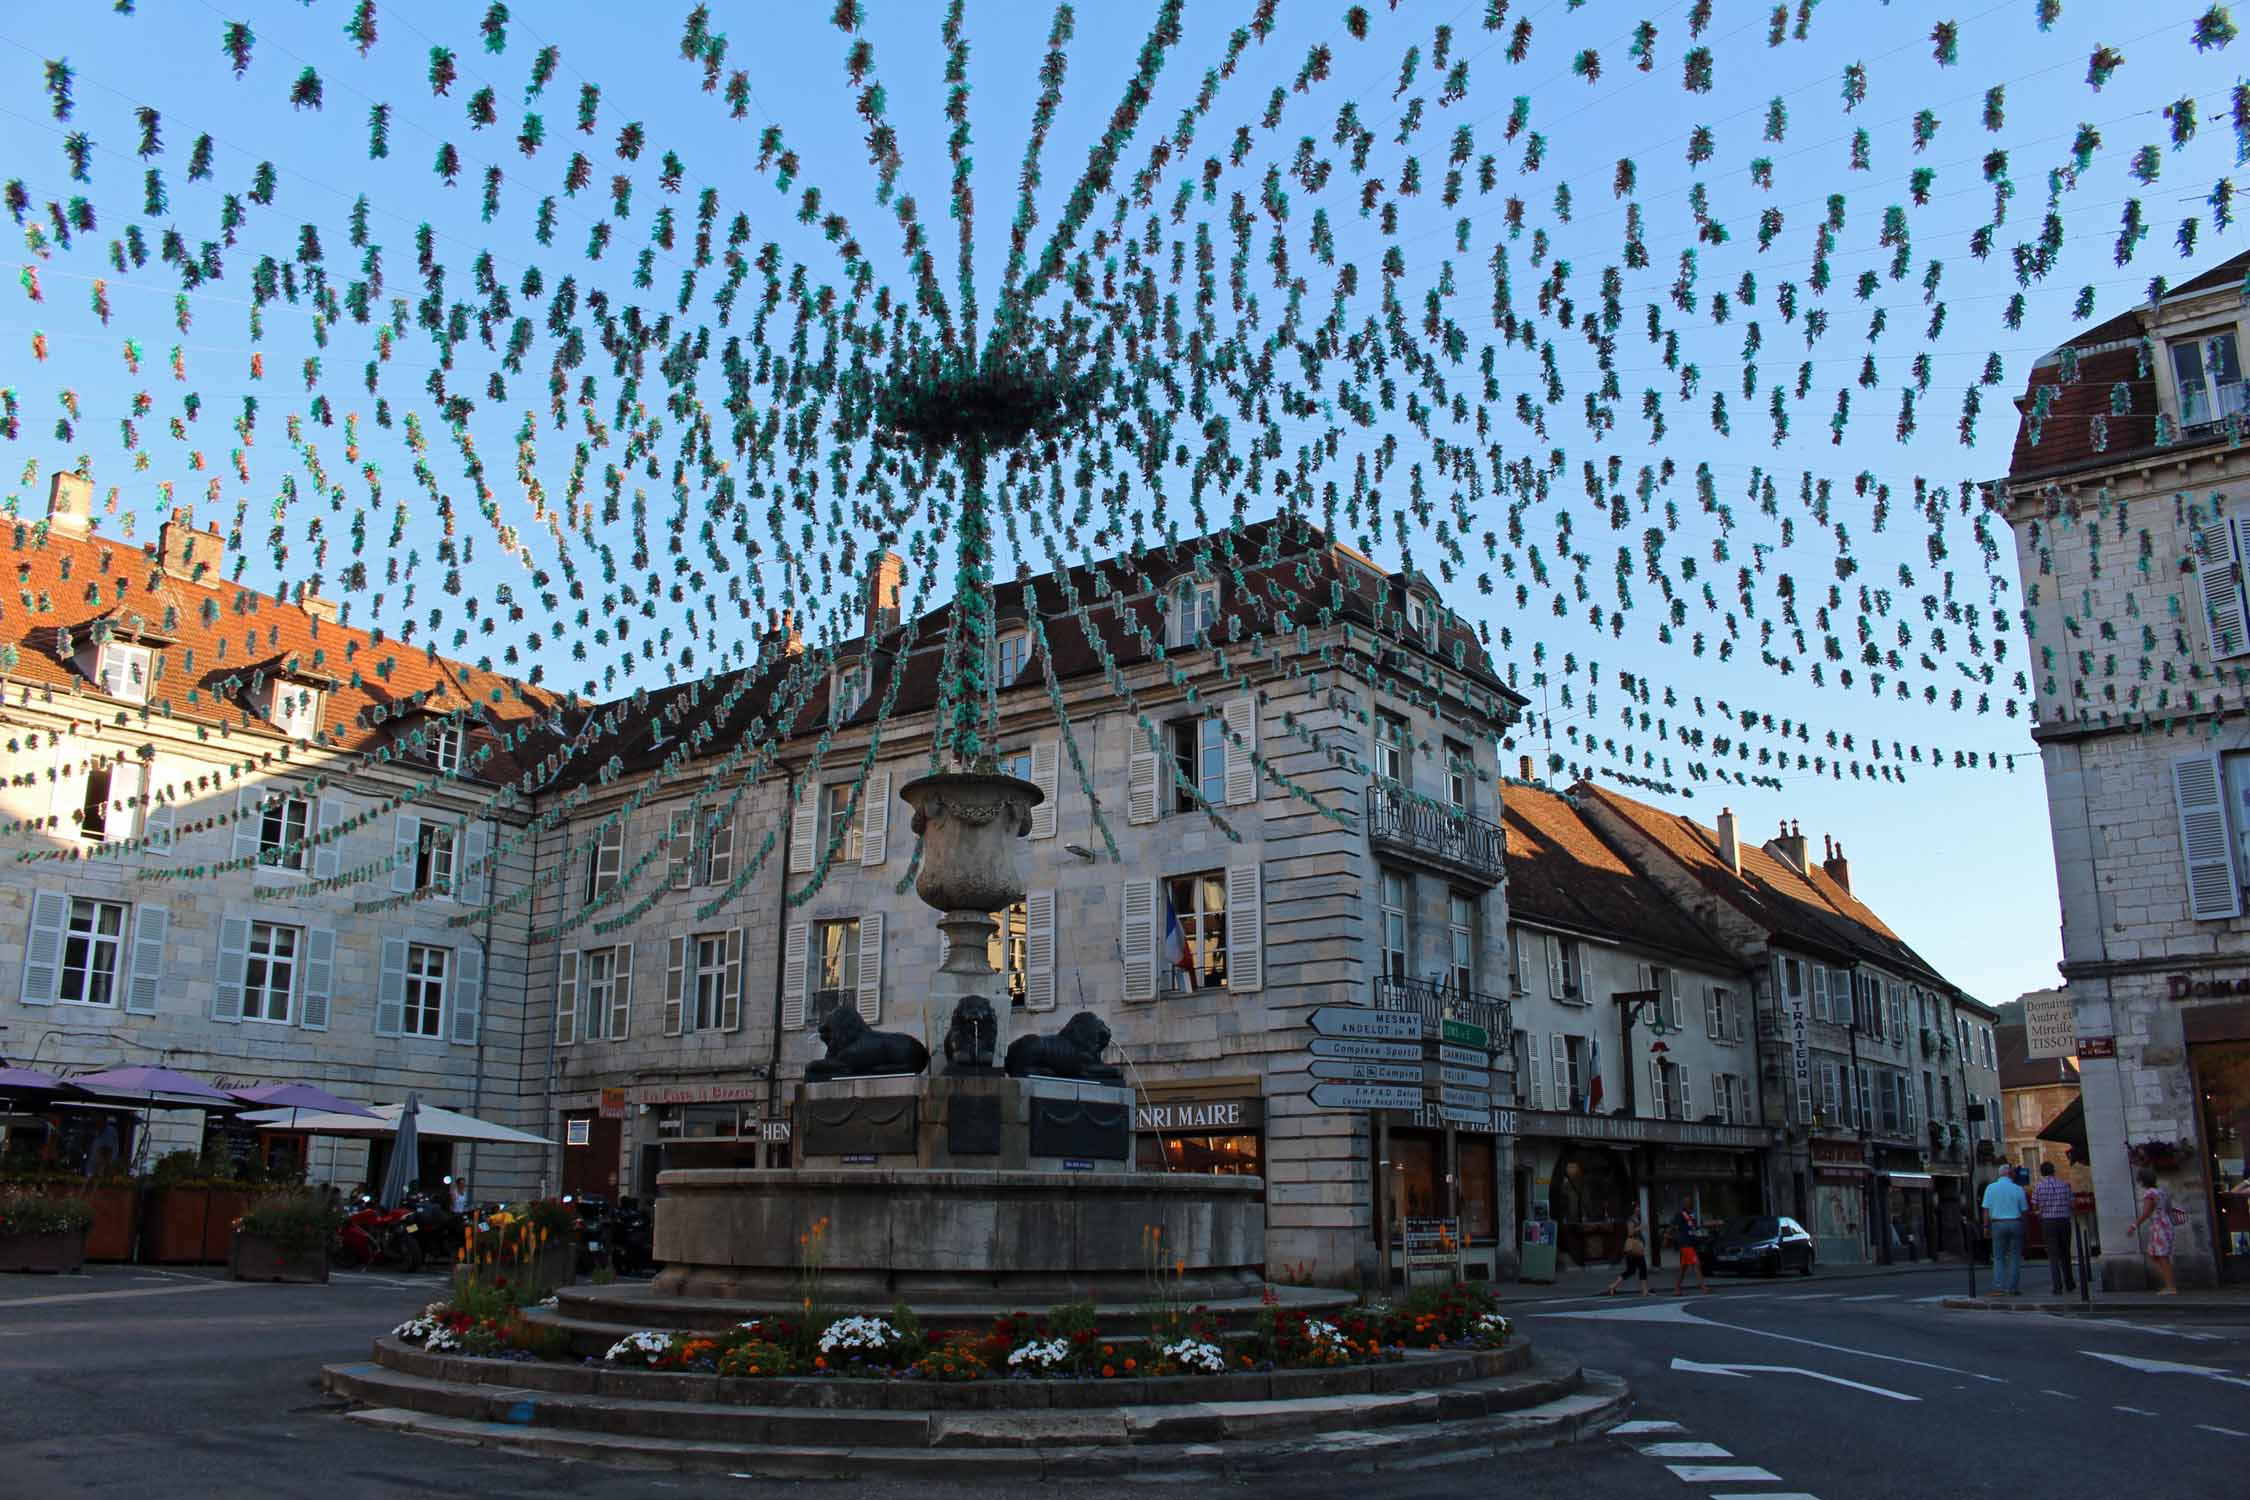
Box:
(235, 1101, 555, 1146)
(1883, 1171, 1937, 1189)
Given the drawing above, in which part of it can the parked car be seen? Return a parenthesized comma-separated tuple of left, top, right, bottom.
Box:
(1710, 1215, 1817, 1277)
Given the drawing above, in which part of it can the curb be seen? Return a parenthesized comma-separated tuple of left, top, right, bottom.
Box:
(1939, 1296, 2250, 1320)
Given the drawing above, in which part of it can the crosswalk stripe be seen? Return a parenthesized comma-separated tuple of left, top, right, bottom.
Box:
(1667, 1466, 1783, 1483)
(1612, 1420, 1688, 1435)
(1641, 1442, 1732, 1458)
(1838, 1293, 1896, 1301)
(2198, 1425, 2248, 1438)
(1709, 1493, 1820, 1499)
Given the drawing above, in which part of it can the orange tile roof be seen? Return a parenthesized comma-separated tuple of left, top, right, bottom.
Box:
(1501, 782, 1738, 970)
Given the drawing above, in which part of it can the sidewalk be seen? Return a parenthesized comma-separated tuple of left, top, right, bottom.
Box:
(1943, 1287, 2250, 1320)
(1502, 1254, 1962, 1304)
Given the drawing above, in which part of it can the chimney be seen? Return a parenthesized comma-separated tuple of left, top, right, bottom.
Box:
(760, 608, 804, 659)
(1716, 806, 1741, 875)
(864, 551, 906, 640)
(1824, 838, 1852, 893)
(1771, 818, 1810, 871)
(158, 507, 229, 584)
(1518, 754, 1535, 783)
(46, 472, 93, 534)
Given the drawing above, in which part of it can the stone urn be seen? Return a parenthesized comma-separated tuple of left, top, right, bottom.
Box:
(898, 770, 1043, 1055)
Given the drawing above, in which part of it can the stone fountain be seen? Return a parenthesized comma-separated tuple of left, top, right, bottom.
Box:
(648, 768, 1266, 1306)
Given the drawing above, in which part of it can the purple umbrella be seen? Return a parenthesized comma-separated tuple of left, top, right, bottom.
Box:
(70, 1065, 235, 1108)
(228, 1083, 379, 1119)
(0, 1066, 75, 1094)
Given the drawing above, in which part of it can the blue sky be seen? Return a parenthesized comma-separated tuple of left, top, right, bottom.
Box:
(3, 2, 2241, 1007)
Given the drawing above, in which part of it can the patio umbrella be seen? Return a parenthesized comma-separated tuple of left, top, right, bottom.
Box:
(0, 1066, 76, 1095)
(376, 1092, 420, 1209)
(235, 1102, 556, 1147)
(69, 1065, 235, 1109)
(228, 1083, 379, 1119)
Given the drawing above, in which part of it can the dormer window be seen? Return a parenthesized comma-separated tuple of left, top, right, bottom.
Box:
(432, 724, 464, 774)
(268, 683, 322, 742)
(832, 662, 868, 724)
(1408, 593, 1439, 647)
(995, 630, 1030, 688)
(1164, 578, 1220, 648)
(2173, 330, 2245, 428)
(97, 643, 151, 704)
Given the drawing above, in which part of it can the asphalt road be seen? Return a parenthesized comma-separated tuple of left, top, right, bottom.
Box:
(2, 1264, 2244, 1499)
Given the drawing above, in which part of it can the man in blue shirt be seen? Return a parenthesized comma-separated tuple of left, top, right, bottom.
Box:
(1981, 1163, 2031, 1295)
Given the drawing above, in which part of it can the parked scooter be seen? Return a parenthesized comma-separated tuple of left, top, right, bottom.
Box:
(609, 1196, 654, 1278)
(562, 1193, 612, 1275)
(397, 1188, 465, 1269)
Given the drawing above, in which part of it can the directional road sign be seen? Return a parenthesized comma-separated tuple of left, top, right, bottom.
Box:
(1308, 1082, 1422, 1111)
(1307, 1007, 1422, 1042)
(1436, 1064, 1492, 1090)
(1437, 1043, 1491, 1069)
(1439, 1018, 1488, 1048)
(1434, 1104, 1489, 1127)
(1308, 1036, 1424, 1063)
(1439, 1084, 1490, 1111)
(1309, 1060, 1423, 1085)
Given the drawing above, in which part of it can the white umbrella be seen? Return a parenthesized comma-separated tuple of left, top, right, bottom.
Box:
(235, 1101, 556, 1146)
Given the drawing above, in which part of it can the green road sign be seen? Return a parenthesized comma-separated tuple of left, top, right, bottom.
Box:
(1439, 1018, 1488, 1049)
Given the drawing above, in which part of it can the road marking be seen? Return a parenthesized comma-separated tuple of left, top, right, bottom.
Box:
(2198, 1425, 2248, 1438)
(1671, 1357, 1919, 1402)
(2114, 1405, 2158, 1416)
(2082, 1351, 2250, 1389)
(1911, 1295, 1951, 1304)
(0, 1281, 253, 1310)
(1639, 1442, 1733, 1458)
(1782, 1292, 1842, 1300)
(1611, 1420, 1687, 1435)
(1667, 1466, 1782, 1484)
(1709, 1494, 1820, 1500)
(1696, 1311, 2007, 1383)
(2041, 1389, 2076, 1399)
(1837, 1293, 1897, 1302)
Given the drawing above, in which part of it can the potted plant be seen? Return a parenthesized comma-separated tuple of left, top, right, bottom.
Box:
(0, 1188, 93, 1273)
(453, 1199, 577, 1299)
(229, 1189, 339, 1283)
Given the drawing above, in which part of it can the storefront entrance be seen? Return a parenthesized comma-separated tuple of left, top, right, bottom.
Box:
(2191, 1039, 2250, 1282)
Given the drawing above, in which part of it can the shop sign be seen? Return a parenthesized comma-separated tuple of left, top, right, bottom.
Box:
(1810, 1138, 1866, 1165)
(1135, 1098, 1263, 1132)
(2167, 973, 2250, 1000)
(1790, 998, 1810, 1116)
(599, 1087, 628, 1119)
(1404, 1100, 1511, 1133)
(1512, 1108, 1777, 1150)
(2024, 991, 2077, 1060)
(1433, 1103, 1488, 1127)
(565, 1119, 592, 1147)
(760, 1121, 792, 1143)
(1402, 1218, 1462, 1265)
(636, 1082, 766, 1107)
(2077, 1035, 2117, 1060)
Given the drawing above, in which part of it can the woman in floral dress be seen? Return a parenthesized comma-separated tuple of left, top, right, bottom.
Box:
(2122, 1167, 2182, 1294)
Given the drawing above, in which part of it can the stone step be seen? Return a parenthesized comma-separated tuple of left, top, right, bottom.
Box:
(325, 1350, 1584, 1450)
(552, 1281, 1356, 1339)
(333, 1370, 1631, 1479)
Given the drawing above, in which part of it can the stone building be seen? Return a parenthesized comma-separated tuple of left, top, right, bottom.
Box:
(524, 513, 1526, 1286)
(1574, 787, 2000, 1264)
(1498, 778, 1774, 1275)
(0, 475, 562, 1196)
(2003, 247, 2250, 1285)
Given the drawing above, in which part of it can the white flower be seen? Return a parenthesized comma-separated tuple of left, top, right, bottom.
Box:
(604, 1330, 675, 1366)
(1302, 1319, 1345, 1345)
(424, 1327, 462, 1353)
(1473, 1313, 1511, 1341)
(1005, 1338, 1072, 1371)
(816, 1315, 899, 1355)
(1160, 1338, 1226, 1374)
(392, 1315, 449, 1345)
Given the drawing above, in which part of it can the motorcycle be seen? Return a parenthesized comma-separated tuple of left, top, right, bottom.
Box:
(563, 1192, 612, 1276)
(609, 1196, 654, 1278)
(336, 1196, 416, 1271)
(397, 1189, 465, 1269)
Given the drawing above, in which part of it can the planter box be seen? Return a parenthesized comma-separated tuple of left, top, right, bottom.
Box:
(454, 1242, 576, 1301)
(230, 1230, 329, 1284)
(143, 1186, 256, 1264)
(0, 1227, 85, 1274)
(71, 1184, 138, 1261)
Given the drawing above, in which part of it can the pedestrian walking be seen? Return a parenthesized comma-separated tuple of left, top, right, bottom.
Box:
(2030, 1160, 2076, 1294)
(1669, 1207, 1710, 1295)
(1980, 1162, 2029, 1295)
(2123, 1166, 2186, 1295)
(1606, 1214, 1651, 1296)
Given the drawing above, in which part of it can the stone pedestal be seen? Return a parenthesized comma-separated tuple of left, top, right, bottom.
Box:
(796, 1073, 1134, 1172)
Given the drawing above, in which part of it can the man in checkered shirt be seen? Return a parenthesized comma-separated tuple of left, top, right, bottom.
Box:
(2031, 1160, 2077, 1293)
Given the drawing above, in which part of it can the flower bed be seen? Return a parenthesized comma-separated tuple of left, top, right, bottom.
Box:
(0, 1189, 92, 1273)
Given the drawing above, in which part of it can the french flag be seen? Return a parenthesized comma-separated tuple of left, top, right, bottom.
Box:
(1586, 1035, 1604, 1114)
(1163, 893, 1197, 991)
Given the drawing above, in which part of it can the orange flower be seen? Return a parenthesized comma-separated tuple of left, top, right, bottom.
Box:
(814, 1356, 827, 1370)
(1123, 1358, 1136, 1371)
(1101, 1364, 1116, 1378)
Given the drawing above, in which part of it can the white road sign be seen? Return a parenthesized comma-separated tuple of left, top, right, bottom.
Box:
(1306, 1007, 1422, 1041)
(1309, 1060, 1424, 1084)
(1309, 1082, 1422, 1111)
(1307, 1037, 1424, 1063)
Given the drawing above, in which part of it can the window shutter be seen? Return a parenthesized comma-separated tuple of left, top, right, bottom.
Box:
(1120, 879, 1158, 1002)
(390, 812, 420, 894)
(374, 936, 406, 1037)
(1705, 986, 1720, 1040)
(451, 940, 483, 1045)
(2173, 753, 2243, 920)
(1127, 750, 1160, 825)
(788, 796, 817, 873)
(19, 889, 69, 1005)
(1809, 966, 1827, 1023)
(862, 770, 892, 865)
(142, 768, 176, 856)
(1222, 695, 1259, 806)
(1224, 861, 1263, 993)
(1527, 1035, 1546, 1108)
(1551, 1035, 1568, 1109)
(1163, 590, 1185, 648)
(1024, 889, 1058, 1011)
(724, 927, 745, 1031)
(232, 786, 262, 862)
(1649, 1055, 1664, 1118)
(664, 934, 688, 1037)
(1546, 936, 1565, 999)
(705, 810, 735, 885)
(609, 941, 635, 1040)
(461, 819, 491, 904)
(213, 916, 251, 1023)
(1712, 1073, 1727, 1123)
(1028, 742, 1059, 839)
(118, 903, 166, 1015)
(782, 922, 810, 1029)
(2195, 519, 2250, 660)
(1680, 1071, 1694, 1121)
(856, 913, 884, 1024)
(555, 950, 580, 1047)
(313, 797, 345, 879)
(668, 813, 694, 890)
(297, 925, 334, 1030)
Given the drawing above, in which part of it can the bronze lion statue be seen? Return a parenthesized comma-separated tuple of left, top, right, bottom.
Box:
(1004, 1010, 1123, 1082)
(806, 1004, 931, 1080)
(943, 994, 1000, 1071)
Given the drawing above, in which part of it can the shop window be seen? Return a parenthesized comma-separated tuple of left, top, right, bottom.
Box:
(1136, 1131, 1261, 1175)
(1171, 717, 1225, 810)
(61, 898, 127, 1007)
(1458, 1137, 1498, 1240)
(1165, 872, 1229, 991)
(1390, 1132, 1444, 1219)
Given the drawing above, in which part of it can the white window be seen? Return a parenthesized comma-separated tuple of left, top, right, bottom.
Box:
(432, 724, 464, 773)
(832, 662, 867, 723)
(414, 821, 458, 893)
(1712, 1073, 1745, 1124)
(242, 921, 300, 1024)
(1166, 577, 1219, 647)
(1560, 1034, 1587, 1107)
(98, 643, 151, 704)
(987, 900, 1029, 1008)
(268, 683, 322, 741)
(1706, 986, 1739, 1042)
(1510, 926, 1531, 995)
(2171, 328, 2244, 427)
(1165, 872, 1231, 990)
(813, 918, 861, 1014)
(583, 945, 623, 1040)
(585, 822, 623, 904)
(822, 782, 862, 864)
(995, 630, 1030, 687)
(402, 942, 448, 1038)
(1647, 966, 1681, 1031)
(1408, 593, 1441, 646)
(1375, 711, 1411, 785)
(1444, 739, 1474, 812)
(699, 808, 735, 885)
(1779, 955, 1805, 1003)
(1379, 870, 1411, 981)
(997, 748, 1034, 781)
(78, 764, 113, 842)
(693, 932, 731, 1030)
(1548, 934, 1583, 1002)
(259, 794, 312, 870)
(1448, 892, 1475, 995)
(1171, 717, 1225, 810)
(60, 898, 126, 1006)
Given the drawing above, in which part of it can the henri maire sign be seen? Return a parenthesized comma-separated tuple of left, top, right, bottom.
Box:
(1134, 1098, 1263, 1132)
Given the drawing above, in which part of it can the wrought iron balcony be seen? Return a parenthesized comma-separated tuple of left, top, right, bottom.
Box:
(1363, 780, 1506, 887)
(1372, 975, 1513, 1043)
